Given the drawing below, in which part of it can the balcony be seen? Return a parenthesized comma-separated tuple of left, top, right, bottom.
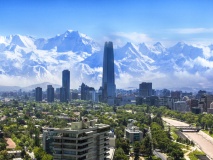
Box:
(104, 143, 109, 147)
(63, 145, 76, 150)
(104, 137, 109, 141)
(63, 139, 76, 144)
(76, 139, 93, 146)
(53, 135, 62, 139)
(98, 139, 105, 145)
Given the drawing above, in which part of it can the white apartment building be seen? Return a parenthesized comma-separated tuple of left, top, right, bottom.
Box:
(124, 124, 143, 143)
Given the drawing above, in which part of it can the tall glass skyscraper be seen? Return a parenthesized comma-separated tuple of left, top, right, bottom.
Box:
(35, 87, 42, 102)
(62, 70, 70, 102)
(102, 41, 116, 105)
(47, 85, 54, 103)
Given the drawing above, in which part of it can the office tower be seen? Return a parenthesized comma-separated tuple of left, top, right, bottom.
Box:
(62, 70, 70, 102)
(102, 41, 116, 105)
(139, 82, 152, 97)
(35, 87, 42, 102)
(43, 119, 110, 160)
(81, 83, 88, 100)
(60, 87, 66, 102)
(171, 91, 181, 99)
(47, 85, 54, 103)
(81, 83, 96, 101)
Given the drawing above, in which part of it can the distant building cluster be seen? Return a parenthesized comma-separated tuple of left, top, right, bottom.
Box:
(33, 41, 116, 105)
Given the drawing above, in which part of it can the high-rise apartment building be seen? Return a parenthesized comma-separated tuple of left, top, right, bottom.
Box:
(43, 119, 110, 160)
(35, 87, 42, 102)
(139, 82, 152, 97)
(102, 42, 116, 105)
(47, 85, 54, 103)
(62, 70, 70, 102)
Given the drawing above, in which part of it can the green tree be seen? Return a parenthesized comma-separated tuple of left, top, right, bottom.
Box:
(42, 154, 53, 160)
(141, 135, 152, 157)
(133, 141, 140, 160)
(33, 147, 45, 160)
(114, 148, 128, 160)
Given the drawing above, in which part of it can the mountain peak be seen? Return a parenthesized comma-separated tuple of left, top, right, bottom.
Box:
(63, 30, 80, 38)
(176, 42, 187, 47)
(124, 42, 136, 48)
(154, 42, 162, 46)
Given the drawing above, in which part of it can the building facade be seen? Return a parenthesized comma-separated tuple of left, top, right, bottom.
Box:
(124, 124, 143, 143)
(47, 85, 54, 102)
(60, 87, 66, 102)
(35, 87, 42, 102)
(43, 119, 110, 160)
(102, 42, 116, 106)
(81, 83, 96, 102)
(173, 101, 190, 112)
(62, 70, 70, 102)
(139, 82, 152, 97)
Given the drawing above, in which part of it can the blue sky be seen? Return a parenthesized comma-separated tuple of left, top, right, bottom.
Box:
(1, 0, 213, 46)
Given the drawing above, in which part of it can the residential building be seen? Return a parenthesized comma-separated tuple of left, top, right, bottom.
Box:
(43, 119, 110, 160)
(102, 41, 116, 106)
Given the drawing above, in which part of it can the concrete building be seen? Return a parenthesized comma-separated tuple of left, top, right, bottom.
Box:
(205, 95, 213, 112)
(173, 101, 190, 112)
(124, 123, 143, 143)
(43, 119, 110, 160)
(207, 102, 213, 114)
(35, 87, 42, 102)
(71, 92, 79, 100)
(139, 82, 152, 97)
(102, 41, 116, 106)
(171, 91, 181, 99)
(81, 83, 96, 102)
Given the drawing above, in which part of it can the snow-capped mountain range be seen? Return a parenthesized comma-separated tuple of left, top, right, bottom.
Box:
(0, 30, 213, 90)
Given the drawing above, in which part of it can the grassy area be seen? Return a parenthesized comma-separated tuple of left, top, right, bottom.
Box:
(202, 130, 213, 138)
(188, 150, 205, 160)
(170, 127, 178, 140)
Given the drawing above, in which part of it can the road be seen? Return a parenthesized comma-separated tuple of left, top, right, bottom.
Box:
(163, 117, 213, 160)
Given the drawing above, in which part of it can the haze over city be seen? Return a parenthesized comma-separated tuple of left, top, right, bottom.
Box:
(0, 0, 213, 91)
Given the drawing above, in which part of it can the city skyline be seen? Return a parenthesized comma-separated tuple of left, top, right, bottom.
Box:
(0, 0, 213, 46)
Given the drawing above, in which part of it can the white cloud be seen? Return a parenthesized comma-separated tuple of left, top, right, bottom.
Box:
(172, 28, 213, 34)
(114, 32, 153, 43)
(100, 32, 153, 47)
(194, 57, 213, 68)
